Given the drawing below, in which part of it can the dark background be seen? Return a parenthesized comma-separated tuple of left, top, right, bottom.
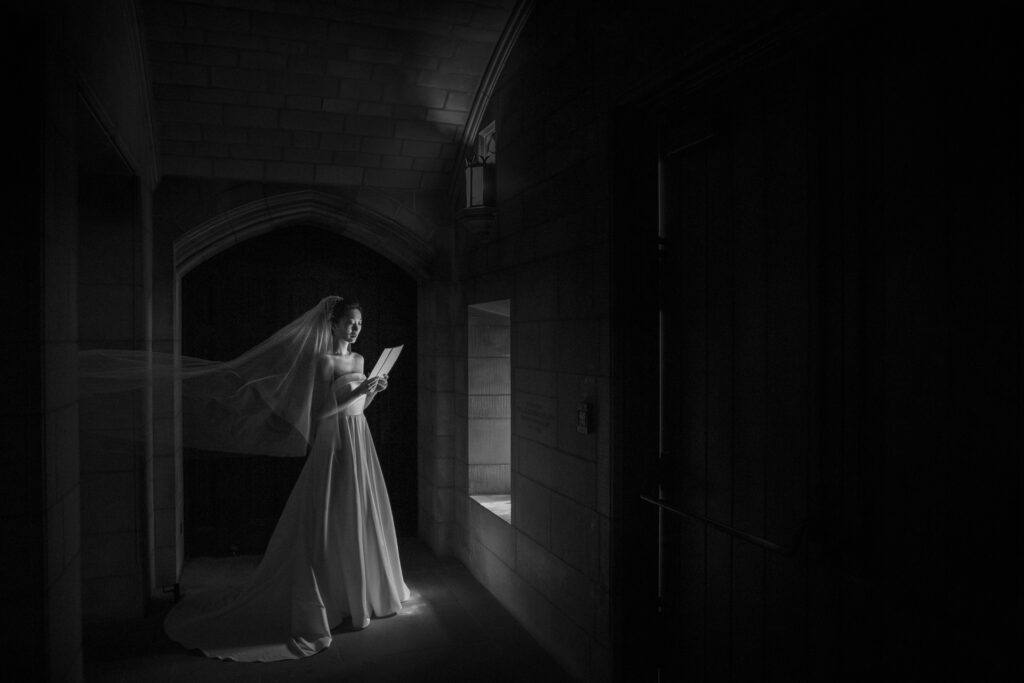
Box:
(612, 8, 1021, 680)
(181, 225, 418, 555)
(18, 2, 1022, 680)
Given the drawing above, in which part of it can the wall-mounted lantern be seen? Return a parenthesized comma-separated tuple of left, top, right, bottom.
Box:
(464, 154, 496, 208)
(456, 122, 497, 243)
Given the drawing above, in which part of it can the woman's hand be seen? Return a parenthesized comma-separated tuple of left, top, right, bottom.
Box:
(360, 373, 388, 396)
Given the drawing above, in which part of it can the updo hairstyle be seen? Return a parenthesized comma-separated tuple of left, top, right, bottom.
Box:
(329, 297, 363, 326)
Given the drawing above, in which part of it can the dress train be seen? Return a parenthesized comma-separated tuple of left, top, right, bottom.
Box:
(164, 373, 409, 661)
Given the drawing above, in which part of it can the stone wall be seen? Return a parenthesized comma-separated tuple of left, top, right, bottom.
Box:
(416, 2, 820, 680)
(78, 173, 151, 623)
(423, 2, 617, 677)
(31, 1, 159, 679)
(466, 301, 511, 494)
(416, 283, 460, 553)
(139, 0, 508, 196)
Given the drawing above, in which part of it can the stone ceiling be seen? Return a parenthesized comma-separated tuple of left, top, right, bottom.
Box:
(140, 0, 517, 198)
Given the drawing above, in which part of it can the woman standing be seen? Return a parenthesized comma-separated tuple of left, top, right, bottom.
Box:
(162, 296, 410, 661)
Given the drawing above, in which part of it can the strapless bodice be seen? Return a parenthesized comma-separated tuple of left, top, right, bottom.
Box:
(332, 372, 366, 416)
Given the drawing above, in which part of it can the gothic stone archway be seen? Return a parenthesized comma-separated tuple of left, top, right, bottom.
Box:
(148, 191, 431, 595)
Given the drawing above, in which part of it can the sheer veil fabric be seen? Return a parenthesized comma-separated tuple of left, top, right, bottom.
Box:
(79, 296, 339, 458)
(80, 296, 410, 660)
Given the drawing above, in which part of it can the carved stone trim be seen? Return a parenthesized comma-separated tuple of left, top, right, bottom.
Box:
(75, 0, 161, 188)
(447, 0, 535, 206)
(174, 190, 433, 281)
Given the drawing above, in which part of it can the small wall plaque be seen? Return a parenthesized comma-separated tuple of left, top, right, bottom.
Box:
(576, 401, 593, 434)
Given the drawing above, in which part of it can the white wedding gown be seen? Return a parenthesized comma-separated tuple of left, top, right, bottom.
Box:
(164, 372, 410, 661)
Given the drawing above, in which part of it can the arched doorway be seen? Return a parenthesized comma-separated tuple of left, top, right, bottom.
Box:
(180, 225, 418, 559)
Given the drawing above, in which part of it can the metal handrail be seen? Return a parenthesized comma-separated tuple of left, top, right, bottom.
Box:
(640, 493, 804, 557)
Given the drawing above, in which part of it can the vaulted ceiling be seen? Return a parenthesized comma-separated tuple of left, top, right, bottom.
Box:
(140, 0, 517, 204)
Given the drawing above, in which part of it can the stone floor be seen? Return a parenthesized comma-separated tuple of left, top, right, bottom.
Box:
(84, 538, 573, 682)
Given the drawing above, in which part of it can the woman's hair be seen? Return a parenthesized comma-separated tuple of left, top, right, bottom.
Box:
(329, 297, 362, 325)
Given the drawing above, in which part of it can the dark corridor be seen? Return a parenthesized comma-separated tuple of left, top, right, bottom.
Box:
(23, 2, 1022, 681)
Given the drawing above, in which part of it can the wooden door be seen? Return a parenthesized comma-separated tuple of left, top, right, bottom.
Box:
(612, 11, 1022, 682)
(613, 48, 830, 683)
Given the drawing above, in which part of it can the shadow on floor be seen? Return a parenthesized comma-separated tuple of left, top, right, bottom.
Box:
(84, 538, 573, 682)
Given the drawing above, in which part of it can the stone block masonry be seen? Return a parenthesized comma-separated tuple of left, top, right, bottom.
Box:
(432, 3, 617, 680)
(144, 0, 507, 187)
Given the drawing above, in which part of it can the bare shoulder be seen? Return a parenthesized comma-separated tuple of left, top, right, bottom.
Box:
(323, 351, 364, 376)
(319, 353, 338, 377)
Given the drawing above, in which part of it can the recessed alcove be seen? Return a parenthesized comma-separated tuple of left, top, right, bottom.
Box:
(466, 299, 512, 523)
(179, 226, 418, 559)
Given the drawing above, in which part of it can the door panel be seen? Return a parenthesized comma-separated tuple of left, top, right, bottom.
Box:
(656, 79, 819, 681)
(616, 53, 825, 683)
(613, 12, 1021, 683)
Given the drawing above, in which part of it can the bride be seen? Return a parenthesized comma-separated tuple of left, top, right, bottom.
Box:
(158, 296, 410, 661)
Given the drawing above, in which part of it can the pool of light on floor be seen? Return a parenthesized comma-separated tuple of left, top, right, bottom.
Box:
(470, 494, 511, 523)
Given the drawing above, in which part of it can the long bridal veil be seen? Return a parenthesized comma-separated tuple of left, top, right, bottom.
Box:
(82, 295, 411, 661)
(79, 295, 341, 458)
(82, 294, 413, 661)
